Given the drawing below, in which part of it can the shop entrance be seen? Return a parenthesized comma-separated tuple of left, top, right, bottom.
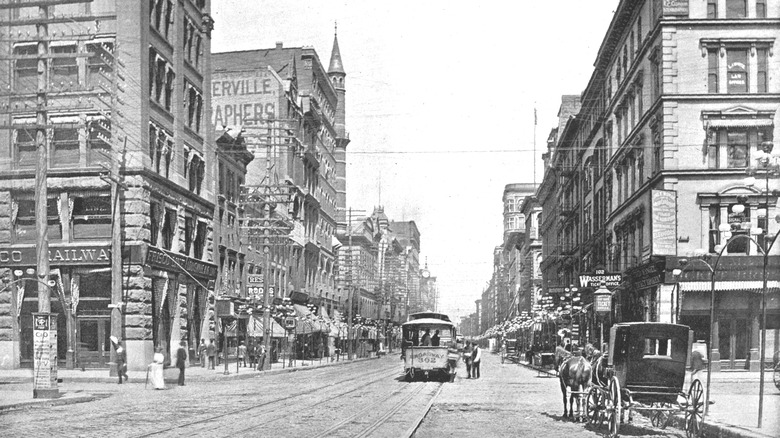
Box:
(76, 317, 110, 368)
(719, 318, 749, 369)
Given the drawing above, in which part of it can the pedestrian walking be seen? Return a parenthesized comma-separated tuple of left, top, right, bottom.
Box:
(206, 339, 217, 369)
(111, 336, 129, 384)
(238, 342, 247, 367)
(248, 342, 257, 369)
(198, 338, 207, 368)
(463, 342, 473, 378)
(257, 344, 267, 370)
(149, 346, 165, 390)
(472, 343, 482, 379)
(176, 340, 187, 386)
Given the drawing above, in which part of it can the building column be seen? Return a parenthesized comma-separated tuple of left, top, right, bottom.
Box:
(748, 308, 761, 371)
(711, 317, 721, 372)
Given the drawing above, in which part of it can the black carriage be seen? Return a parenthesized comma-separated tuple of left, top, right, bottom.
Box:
(586, 322, 704, 438)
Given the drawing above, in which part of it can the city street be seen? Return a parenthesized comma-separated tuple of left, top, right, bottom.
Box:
(0, 353, 727, 438)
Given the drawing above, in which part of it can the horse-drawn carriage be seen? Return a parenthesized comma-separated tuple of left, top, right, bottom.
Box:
(585, 322, 704, 438)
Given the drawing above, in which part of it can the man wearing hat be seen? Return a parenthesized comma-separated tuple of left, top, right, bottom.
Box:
(111, 336, 129, 384)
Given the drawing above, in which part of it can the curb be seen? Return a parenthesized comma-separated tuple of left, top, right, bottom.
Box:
(0, 394, 96, 412)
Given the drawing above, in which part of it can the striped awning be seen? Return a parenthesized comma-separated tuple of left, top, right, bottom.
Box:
(680, 281, 780, 293)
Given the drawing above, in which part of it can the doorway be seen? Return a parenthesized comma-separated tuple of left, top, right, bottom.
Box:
(718, 318, 749, 369)
(76, 318, 110, 368)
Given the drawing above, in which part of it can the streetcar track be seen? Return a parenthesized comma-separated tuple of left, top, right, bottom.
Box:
(311, 381, 416, 438)
(217, 368, 404, 436)
(132, 362, 400, 437)
(354, 382, 439, 438)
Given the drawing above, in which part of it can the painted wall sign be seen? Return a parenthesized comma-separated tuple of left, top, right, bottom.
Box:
(212, 70, 281, 127)
(651, 190, 677, 256)
(146, 246, 218, 280)
(662, 0, 689, 16)
(0, 245, 111, 266)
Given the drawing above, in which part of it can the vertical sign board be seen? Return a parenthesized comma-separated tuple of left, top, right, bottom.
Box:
(651, 190, 677, 256)
(246, 274, 264, 301)
(662, 0, 689, 16)
(32, 313, 58, 398)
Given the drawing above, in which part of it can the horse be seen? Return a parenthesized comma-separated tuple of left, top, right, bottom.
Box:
(554, 345, 571, 373)
(559, 354, 592, 421)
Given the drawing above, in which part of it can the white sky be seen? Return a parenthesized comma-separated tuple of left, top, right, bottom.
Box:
(212, 0, 619, 321)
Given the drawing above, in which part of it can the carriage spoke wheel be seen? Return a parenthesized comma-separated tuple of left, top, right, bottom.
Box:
(684, 379, 704, 438)
(606, 376, 622, 438)
(587, 386, 605, 428)
(773, 363, 780, 391)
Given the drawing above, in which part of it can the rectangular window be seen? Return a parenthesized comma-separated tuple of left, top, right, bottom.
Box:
(193, 220, 207, 259)
(150, 201, 160, 246)
(707, 49, 719, 93)
(183, 216, 194, 255)
(163, 0, 173, 39)
(726, 49, 748, 93)
(725, 0, 746, 18)
(707, 129, 720, 169)
(15, 198, 61, 242)
(51, 126, 79, 168)
(709, 205, 720, 253)
(72, 195, 111, 239)
(161, 208, 176, 250)
(637, 17, 642, 45)
(756, 0, 767, 18)
(707, 0, 718, 18)
(726, 131, 748, 168)
(727, 205, 749, 254)
(757, 49, 768, 93)
(87, 118, 111, 166)
(14, 127, 36, 168)
(51, 44, 78, 86)
(86, 42, 114, 88)
(13, 43, 37, 91)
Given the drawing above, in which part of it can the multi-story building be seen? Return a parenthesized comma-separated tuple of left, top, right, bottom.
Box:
(500, 183, 538, 320)
(539, 0, 779, 371)
(0, 0, 216, 370)
(211, 36, 345, 317)
(388, 220, 421, 316)
(518, 195, 543, 315)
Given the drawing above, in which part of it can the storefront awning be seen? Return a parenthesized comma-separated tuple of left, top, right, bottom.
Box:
(247, 315, 286, 338)
(680, 280, 780, 293)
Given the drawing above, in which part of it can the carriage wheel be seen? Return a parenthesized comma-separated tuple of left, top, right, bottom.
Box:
(606, 376, 622, 438)
(684, 379, 704, 438)
(773, 363, 780, 391)
(586, 386, 604, 428)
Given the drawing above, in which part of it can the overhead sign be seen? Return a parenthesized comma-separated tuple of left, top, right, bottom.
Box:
(662, 0, 688, 16)
(579, 269, 622, 288)
(146, 246, 218, 280)
(0, 245, 111, 266)
(651, 190, 677, 256)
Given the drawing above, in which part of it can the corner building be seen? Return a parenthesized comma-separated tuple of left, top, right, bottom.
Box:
(539, 0, 779, 370)
(0, 1, 217, 370)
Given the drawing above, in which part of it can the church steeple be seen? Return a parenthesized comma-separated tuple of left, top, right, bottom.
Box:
(328, 23, 345, 77)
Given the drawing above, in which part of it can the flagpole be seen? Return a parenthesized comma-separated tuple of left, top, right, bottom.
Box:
(533, 107, 537, 186)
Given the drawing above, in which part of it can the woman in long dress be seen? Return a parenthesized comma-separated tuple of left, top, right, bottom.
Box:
(149, 347, 166, 389)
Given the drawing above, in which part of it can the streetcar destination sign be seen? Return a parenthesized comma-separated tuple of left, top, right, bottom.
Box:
(406, 349, 448, 370)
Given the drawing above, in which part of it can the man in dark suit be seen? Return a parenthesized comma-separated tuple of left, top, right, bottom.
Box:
(471, 344, 482, 378)
(176, 340, 187, 386)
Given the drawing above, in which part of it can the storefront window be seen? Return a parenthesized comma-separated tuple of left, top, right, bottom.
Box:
(72, 195, 111, 239)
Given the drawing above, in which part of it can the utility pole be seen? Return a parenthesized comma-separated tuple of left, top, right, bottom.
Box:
(346, 207, 354, 360)
(34, 5, 50, 314)
(261, 122, 273, 371)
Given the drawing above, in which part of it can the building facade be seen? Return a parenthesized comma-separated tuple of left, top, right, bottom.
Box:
(539, 0, 779, 370)
(0, 0, 217, 370)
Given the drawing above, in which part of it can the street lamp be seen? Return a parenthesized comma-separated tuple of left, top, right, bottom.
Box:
(745, 140, 780, 429)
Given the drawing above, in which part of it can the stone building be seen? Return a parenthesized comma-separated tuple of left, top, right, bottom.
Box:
(0, 0, 216, 370)
(211, 35, 346, 319)
(539, 0, 779, 370)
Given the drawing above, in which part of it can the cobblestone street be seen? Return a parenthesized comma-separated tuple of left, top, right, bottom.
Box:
(1, 353, 740, 438)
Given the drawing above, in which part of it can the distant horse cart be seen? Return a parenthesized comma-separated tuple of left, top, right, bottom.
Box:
(585, 323, 704, 438)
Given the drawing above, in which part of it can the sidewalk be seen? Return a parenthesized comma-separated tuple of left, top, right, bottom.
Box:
(0, 354, 379, 412)
(513, 355, 779, 438)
